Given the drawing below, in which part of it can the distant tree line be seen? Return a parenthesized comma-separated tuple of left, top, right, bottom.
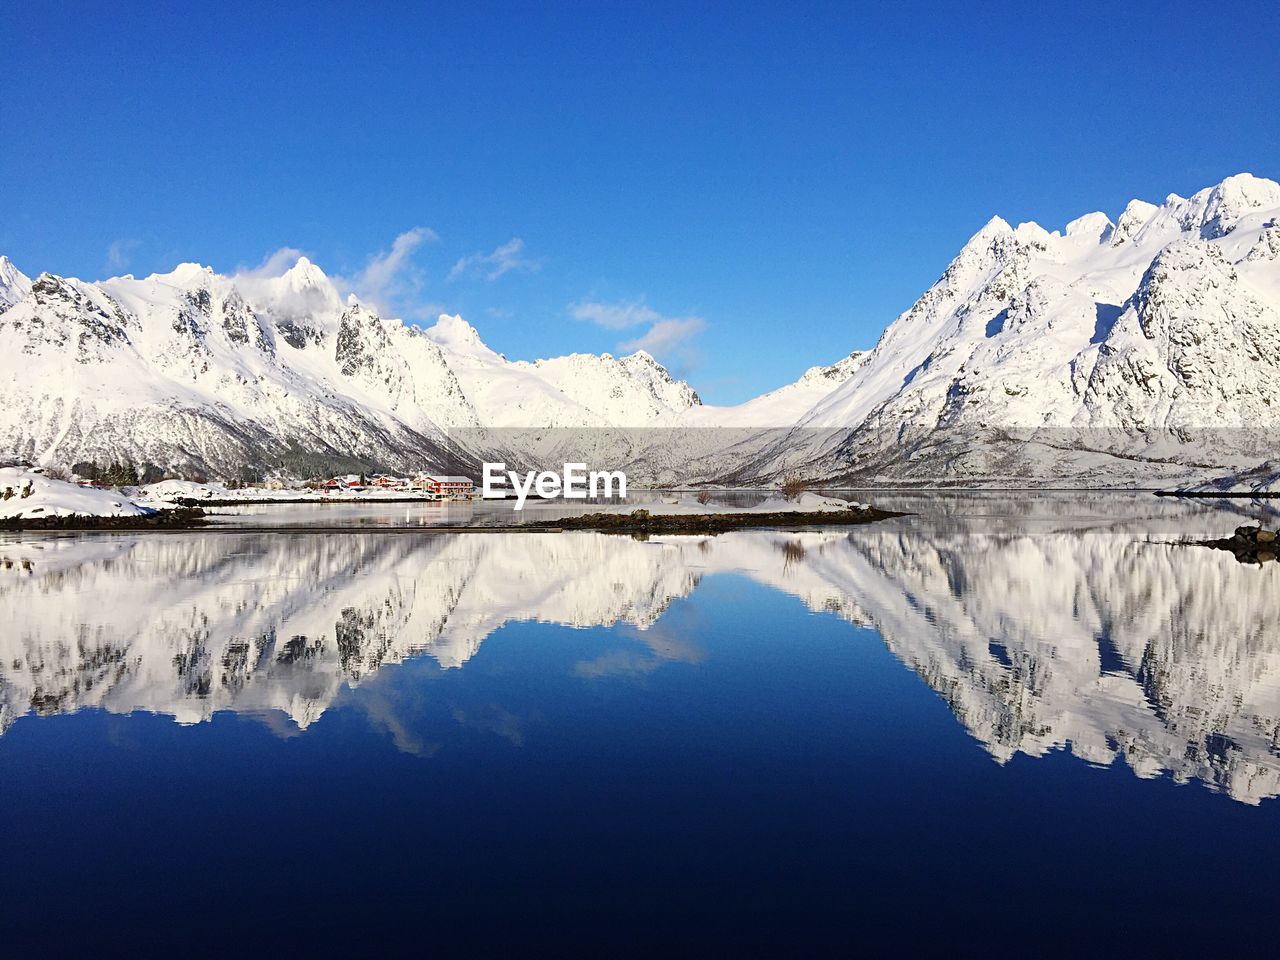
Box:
(72, 461, 167, 486)
(62, 447, 414, 488)
(62, 457, 311, 488)
(277, 447, 383, 480)
(66, 458, 278, 486)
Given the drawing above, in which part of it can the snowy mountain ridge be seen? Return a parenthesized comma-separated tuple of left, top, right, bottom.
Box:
(0, 253, 704, 474)
(773, 172, 1280, 484)
(2, 171, 1278, 483)
(0, 256, 31, 310)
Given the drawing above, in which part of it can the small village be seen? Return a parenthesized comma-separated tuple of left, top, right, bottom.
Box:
(16, 459, 483, 502)
(316, 473, 477, 499)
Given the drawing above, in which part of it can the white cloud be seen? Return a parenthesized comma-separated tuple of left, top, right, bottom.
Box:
(235, 227, 440, 318)
(569, 299, 663, 330)
(448, 237, 543, 282)
(619, 316, 706, 354)
(570, 297, 706, 367)
(346, 226, 438, 306)
(104, 238, 141, 273)
(226, 228, 440, 322)
(237, 246, 307, 278)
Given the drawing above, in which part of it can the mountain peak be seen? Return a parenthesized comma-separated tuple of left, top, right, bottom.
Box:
(245, 255, 344, 318)
(154, 262, 213, 286)
(1064, 211, 1114, 242)
(946, 217, 1018, 270)
(0, 255, 32, 309)
(1193, 172, 1280, 238)
(281, 256, 329, 288)
(424, 313, 495, 357)
(1214, 171, 1280, 197)
(1111, 198, 1160, 246)
(618, 350, 701, 407)
(968, 215, 1014, 244)
(797, 350, 868, 386)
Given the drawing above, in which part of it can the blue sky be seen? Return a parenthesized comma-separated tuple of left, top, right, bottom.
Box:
(2, 1, 1276, 403)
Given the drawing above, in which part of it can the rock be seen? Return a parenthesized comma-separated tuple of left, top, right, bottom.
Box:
(1230, 526, 1277, 544)
(1200, 524, 1280, 564)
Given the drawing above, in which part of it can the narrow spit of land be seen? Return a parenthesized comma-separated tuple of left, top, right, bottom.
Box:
(1156, 490, 1280, 499)
(167, 496, 451, 507)
(0, 508, 210, 531)
(528, 506, 905, 533)
(0, 506, 905, 534)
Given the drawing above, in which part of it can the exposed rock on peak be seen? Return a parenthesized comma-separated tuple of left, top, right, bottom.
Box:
(1193, 172, 1280, 239)
(1111, 199, 1159, 246)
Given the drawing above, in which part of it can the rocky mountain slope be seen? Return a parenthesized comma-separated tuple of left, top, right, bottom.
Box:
(759, 172, 1280, 484)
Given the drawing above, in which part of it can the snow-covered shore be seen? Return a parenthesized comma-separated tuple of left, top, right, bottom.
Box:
(635, 492, 867, 515)
(1179, 460, 1280, 496)
(136, 479, 322, 503)
(134, 480, 445, 504)
(0, 468, 157, 519)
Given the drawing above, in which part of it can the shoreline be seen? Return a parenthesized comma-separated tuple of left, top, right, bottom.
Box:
(530, 506, 906, 534)
(0, 508, 209, 532)
(0, 506, 904, 535)
(158, 495, 462, 507)
(1155, 490, 1280, 499)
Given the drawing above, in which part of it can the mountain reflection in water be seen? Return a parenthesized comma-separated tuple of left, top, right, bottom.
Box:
(3, 494, 1280, 804)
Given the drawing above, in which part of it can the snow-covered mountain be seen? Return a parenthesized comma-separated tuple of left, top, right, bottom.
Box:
(685, 351, 868, 429)
(2, 171, 1278, 483)
(612, 173, 1280, 485)
(754, 172, 1280, 484)
(0, 256, 31, 310)
(0, 256, 702, 475)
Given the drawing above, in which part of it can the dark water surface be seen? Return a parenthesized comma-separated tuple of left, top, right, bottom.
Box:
(3, 494, 1280, 954)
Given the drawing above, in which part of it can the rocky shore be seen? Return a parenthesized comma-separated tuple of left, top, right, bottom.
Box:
(0, 507, 208, 531)
(1198, 524, 1280, 563)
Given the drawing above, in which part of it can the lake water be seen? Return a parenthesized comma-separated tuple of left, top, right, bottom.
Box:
(3, 494, 1280, 953)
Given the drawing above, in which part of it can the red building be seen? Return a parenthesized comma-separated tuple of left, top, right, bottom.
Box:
(417, 475, 475, 498)
(321, 475, 365, 492)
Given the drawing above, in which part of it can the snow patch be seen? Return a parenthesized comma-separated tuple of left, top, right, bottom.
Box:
(0, 467, 156, 519)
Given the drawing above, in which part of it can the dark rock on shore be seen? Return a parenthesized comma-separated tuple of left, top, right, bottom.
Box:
(531, 506, 905, 535)
(0, 507, 208, 531)
(1197, 524, 1280, 564)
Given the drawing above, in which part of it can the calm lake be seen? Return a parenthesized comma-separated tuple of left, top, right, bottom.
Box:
(3, 493, 1280, 953)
